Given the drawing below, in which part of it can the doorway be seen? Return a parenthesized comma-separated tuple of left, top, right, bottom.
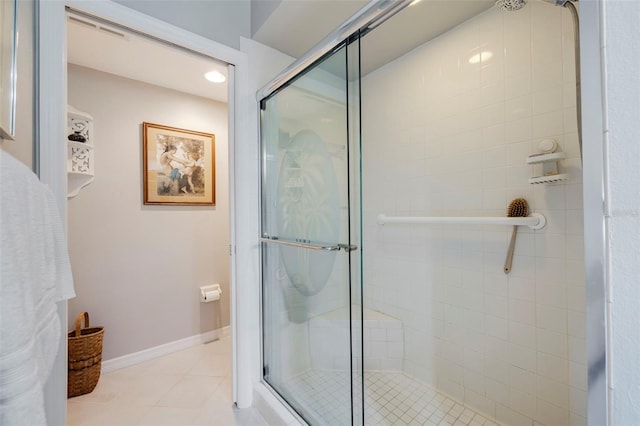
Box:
(64, 6, 235, 412)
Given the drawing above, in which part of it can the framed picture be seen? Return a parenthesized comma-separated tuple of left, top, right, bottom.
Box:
(142, 122, 215, 206)
(0, 0, 18, 140)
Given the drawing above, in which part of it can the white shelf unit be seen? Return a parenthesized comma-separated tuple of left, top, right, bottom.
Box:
(67, 106, 95, 198)
(526, 151, 568, 185)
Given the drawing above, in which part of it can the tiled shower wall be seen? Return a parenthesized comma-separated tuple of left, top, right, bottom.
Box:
(361, 3, 586, 426)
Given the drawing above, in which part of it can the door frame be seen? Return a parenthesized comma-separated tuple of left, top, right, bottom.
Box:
(37, 1, 251, 424)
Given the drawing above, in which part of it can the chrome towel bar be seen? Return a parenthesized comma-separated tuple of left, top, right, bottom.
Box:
(260, 236, 358, 252)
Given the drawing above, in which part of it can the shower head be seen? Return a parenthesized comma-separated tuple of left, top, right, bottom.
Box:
(494, 0, 526, 11)
(495, 0, 574, 11)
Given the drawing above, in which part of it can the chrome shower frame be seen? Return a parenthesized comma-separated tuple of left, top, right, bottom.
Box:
(256, 0, 608, 424)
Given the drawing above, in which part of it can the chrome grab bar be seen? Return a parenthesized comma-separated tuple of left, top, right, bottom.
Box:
(260, 236, 357, 252)
(377, 212, 547, 230)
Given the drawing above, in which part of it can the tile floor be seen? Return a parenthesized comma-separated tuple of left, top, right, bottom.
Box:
(286, 370, 500, 426)
(67, 336, 267, 426)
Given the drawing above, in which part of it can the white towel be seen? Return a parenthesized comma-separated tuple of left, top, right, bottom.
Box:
(0, 149, 75, 425)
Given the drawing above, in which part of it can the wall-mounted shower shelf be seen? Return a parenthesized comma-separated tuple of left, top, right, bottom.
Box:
(529, 173, 569, 185)
(526, 151, 566, 164)
(526, 149, 568, 185)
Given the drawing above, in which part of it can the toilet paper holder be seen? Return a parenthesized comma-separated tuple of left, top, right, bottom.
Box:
(199, 284, 222, 303)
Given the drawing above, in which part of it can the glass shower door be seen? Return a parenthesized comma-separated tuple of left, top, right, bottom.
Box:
(260, 41, 362, 425)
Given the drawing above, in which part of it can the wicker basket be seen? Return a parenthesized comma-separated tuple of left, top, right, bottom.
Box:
(67, 312, 104, 398)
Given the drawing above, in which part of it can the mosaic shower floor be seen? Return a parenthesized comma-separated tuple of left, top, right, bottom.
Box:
(286, 370, 500, 426)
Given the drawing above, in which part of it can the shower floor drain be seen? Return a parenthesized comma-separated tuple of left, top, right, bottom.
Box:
(285, 370, 500, 425)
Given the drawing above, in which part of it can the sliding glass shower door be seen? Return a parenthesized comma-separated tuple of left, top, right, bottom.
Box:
(260, 40, 362, 425)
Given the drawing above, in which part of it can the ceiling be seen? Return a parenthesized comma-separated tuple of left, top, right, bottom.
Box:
(67, 1, 496, 102)
(66, 14, 229, 103)
(252, 0, 495, 76)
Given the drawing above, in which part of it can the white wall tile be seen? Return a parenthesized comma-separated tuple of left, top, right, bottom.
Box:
(483, 146, 507, 169)
(509, 343, 537, 372)
(532, 58, 563, 91)
(505, 73, 532, 100)
(536, 376, 569, 408)
(387, 342, 404, 359)
(532, 112, 563, 139)
(535, 280, 567, 308)
(537, 329, 568, 359)
(465, 388, 497, 418)
(360, 4, 583, 425)
(509, 299, 536, 326)
(534, 256, 566, 283)
(481, 82, 506, 107)
(508, 276, 535, 301)
(537, 351, 569, 383)
(509, 365, 538, 395)
(482, 168, 507, 189)
(569, 387, 587, 417)
(568, 336, 586, 364)
(486, 315, 509, 340)
(568, 361, 587, 391)
(567, 310, 586, 339)
(464, 369, 486, 395)
(508, 388, 537, 419)
(536, 399, 569, 426)
(504, 117, 533, 143)
(509, 321, 537, 350)
(485, 377, 509, 405)
(535, 232, 566, 259)
(496, 403, 534, 426)
(536, 305, 568, 334)
(506, 140, 533, 166)
(566, 235, 584, 260)
(566, 286, 585, 314)
(505, 95, 533, 123)
(565, 209, 584, 236)
(506, 164, 533, 188)
(532, 86, 564, 115)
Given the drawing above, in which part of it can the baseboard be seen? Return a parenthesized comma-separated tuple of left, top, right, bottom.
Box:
(101, 326, 230, 374)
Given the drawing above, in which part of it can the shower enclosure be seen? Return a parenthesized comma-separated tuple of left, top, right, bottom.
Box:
(259, 0, 586, 425)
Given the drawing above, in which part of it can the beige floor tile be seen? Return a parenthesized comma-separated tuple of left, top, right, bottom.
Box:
(67, 401, 105, 426)
(156, 375, 223, 409)
(137, 347, 205, 376)
(202, 337, 232, 356)
(67, 373, 127, 405)
(68, 400, 152, 426)
(113, 373, 184, 406)
(192, 399, 237, 426)
(187, 352, 232, 377)
(191, 394, 267, 426)
(137, 406, 201, 426)
(215, 378, 234, 402)
(66, 339, 264, 426)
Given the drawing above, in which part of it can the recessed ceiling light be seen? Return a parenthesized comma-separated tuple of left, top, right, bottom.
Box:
(204, 71, 226, 83)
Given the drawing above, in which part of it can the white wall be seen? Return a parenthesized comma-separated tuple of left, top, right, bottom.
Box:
(67, 64, 230, 360)
(602, 0, 640, 424)
(361, 4, 585, 426)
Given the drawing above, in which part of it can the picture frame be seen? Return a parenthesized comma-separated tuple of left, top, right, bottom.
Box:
(142, 122, 215, 206)
(0, 0, 18, 140)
